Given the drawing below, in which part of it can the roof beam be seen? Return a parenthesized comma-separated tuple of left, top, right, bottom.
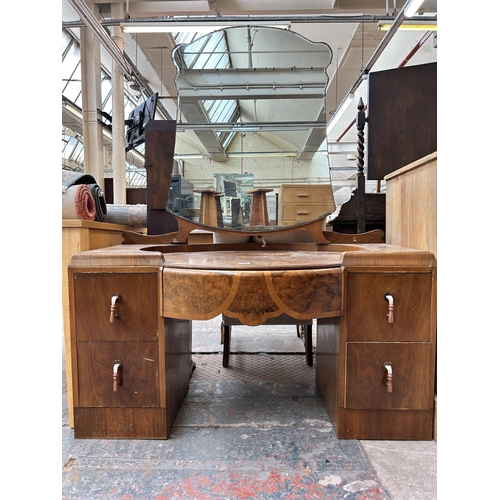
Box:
(179, 99, 227, 161)
(176, 67, 327, 100)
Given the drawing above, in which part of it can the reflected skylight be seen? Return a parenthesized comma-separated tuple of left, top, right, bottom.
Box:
(173, 29, 238, 149)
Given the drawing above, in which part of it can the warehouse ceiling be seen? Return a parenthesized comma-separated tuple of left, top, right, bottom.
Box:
(62, 0, 438, 162)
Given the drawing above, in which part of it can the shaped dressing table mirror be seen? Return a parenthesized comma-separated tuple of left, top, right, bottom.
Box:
(165, 26, 335, 243)
(68, 27, 436, 445)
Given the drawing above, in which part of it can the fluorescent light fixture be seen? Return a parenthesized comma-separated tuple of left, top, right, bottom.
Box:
(379, 23, 437, 31)
(121, 22, 290, 34)
(405, 0, 425, 17)
(326, 93, 355, 136)
(177, 123, 317, 132)
(173, 151, 298, 159)
(174, 154, 205, 159)
(226, 151, 297, 158)
(228, 126, 261, 132)
(122, 24, 230, 33)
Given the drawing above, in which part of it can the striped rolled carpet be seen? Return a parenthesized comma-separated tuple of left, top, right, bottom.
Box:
(106, 204, 147, 227)
(62, 183, 96, 220)
(62, 170, 107, 221)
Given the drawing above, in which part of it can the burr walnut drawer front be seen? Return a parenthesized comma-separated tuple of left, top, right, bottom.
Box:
(77, 341, 160, 408)
(73, 273, 158, 341)
(345, 342, 431, 410)
(345, 272, 433, 342)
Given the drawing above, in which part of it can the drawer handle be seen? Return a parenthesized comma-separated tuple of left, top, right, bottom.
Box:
(385, 293, 394, 323)
(297, 193, 310, 198)
(112, 360, 123, 392)
(383, 361, 393, 393)
(297, 211, 310, 215)
(109, 293, 121, 323)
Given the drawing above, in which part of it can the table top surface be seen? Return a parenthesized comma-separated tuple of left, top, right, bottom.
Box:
(162, 250, 343, 271)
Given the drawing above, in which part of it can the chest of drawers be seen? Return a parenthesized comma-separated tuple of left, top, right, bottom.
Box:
(317, 264, 436, 440)
(279, 184, 335, 226)
(69, 267, 191, 439)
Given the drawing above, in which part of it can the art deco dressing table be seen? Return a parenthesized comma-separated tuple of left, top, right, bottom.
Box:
(68, 233, 436, 440)
(66, 26, 436, 442)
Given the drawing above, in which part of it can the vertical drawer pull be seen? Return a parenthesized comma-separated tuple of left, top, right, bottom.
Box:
(109, 293, 121, 323)
(385, 293, 394, 323)
(112, 360, 123, 391)
(383, 361, 393, 393)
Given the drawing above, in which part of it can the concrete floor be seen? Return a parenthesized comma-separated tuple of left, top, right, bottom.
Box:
(62, 317, 437, 499)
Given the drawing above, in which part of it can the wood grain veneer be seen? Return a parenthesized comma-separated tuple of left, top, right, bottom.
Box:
(385, 151, 437, 257)
(345, 272, 432, 342)
(77, 341, 160, 407)
(338, 409, 434, 440)
(74, 408, 167, 439)
(346, 342, 431, 410)
(68, 241, 436, 440)
(161, 251, 342, 325)
(74, 272, 158, 341)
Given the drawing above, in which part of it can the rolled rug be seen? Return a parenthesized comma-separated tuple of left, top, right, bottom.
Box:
(88, 183, 108, 222)
(106, 204, 147, 227)
(62, 169, 96, 188)
(62, 184, 96, 220)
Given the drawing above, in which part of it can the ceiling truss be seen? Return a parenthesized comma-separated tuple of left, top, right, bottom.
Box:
(62, 0, 437, 163)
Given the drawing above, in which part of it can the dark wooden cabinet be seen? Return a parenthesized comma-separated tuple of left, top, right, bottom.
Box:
(328, 190, 386, 235)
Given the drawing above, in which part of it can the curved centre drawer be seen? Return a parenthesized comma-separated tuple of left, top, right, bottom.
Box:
(161, 251, 343, 325)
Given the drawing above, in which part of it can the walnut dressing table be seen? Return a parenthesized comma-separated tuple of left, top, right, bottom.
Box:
(68, 237, 436, 441)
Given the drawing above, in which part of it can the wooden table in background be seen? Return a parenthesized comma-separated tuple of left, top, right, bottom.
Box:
(62, 219, 145, 426)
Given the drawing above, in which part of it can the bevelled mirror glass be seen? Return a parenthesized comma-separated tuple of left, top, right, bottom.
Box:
(169, 26, 334, 233)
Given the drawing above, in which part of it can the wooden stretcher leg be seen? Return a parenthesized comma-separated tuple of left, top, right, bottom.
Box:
(304, 324, 313, 366)
(222, 323, 231, 368)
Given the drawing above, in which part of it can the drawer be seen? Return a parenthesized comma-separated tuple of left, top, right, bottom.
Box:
(77, 341, 160, 407)
(346, 342, 431, 410)
(282, 203, 335, 222)
(74, 273, 158, 341)
(280, 184, 335, 204)
(346, 272, 432, 341)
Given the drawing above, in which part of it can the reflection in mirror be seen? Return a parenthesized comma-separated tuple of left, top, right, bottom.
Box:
(214, 173, 254, 228)
(168, 26, 334, 233)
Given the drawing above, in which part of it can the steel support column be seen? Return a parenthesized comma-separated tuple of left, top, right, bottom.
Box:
(80, 1, 104, 187)
(111, 1, 126, 204)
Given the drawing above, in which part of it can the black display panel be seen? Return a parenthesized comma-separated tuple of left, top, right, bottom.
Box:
(125, 93, 158, 152)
